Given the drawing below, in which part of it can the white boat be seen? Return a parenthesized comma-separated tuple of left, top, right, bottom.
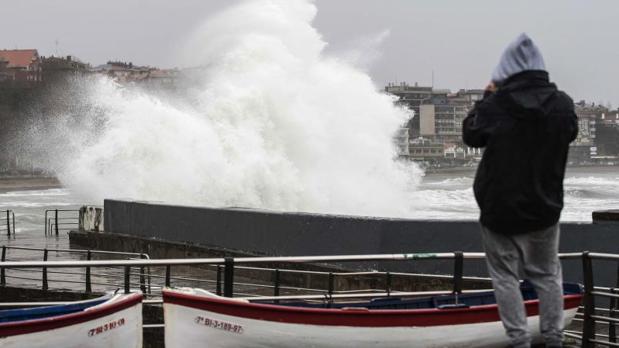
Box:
(0, 292, 143, 348)
(163, 283, 582, 348)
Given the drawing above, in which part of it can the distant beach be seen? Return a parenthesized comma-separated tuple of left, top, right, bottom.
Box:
(0, 176, 61, 193)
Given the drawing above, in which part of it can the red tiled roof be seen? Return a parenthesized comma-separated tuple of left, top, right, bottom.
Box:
(0, 49, 39, 68)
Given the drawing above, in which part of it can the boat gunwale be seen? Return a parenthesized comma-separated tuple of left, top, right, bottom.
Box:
(0, 292, 143, 338)
(162, 289, 583, 327)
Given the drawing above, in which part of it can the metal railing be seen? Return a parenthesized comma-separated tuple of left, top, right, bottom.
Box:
(1, 250, 619, 347)
(0, 245, 150, 293)
(44, 209, 79, 236)
(0, 251, 481, 298)
(0, 210, 15, 237)
(565, 251, 619, 348)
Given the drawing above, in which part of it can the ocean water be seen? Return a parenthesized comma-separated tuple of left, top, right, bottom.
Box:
(0, 188, 85, 252)
(1, 166, 617, 250)
(408, 166, 619, 222)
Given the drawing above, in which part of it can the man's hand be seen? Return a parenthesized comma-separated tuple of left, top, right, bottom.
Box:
(485, 82, 497, 93)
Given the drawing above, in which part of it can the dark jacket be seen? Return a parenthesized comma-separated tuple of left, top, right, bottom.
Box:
(462, 70, 578, 234)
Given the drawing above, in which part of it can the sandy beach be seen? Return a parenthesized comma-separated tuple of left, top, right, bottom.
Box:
(0, 176, 62, 193)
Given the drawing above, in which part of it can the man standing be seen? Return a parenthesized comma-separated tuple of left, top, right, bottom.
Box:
(462, 33, 578, 348)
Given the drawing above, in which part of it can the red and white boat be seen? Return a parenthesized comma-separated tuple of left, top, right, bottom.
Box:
(163, 283, 582, 348)
(0, 292, 143, 348)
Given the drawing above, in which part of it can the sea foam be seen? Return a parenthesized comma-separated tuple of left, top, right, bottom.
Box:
(32, 0, 422, 217)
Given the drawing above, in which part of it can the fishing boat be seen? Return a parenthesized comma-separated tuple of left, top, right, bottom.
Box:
(0, 292, 143, 348)
(163, 283, 583, 348)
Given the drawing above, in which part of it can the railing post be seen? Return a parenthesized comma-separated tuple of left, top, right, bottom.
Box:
(139, 254, 147, 293)
(273, 269, 280, 303)
(85, 250, 92, 293)
(165, 265, 171, 287)
(145, 256, 152, 294)
(453, 251, 464, 295)
(610, 263, 619, 344)
(326, 272, 335, 308)
(385, 271, 392, 296)
(124, 266, 130, 294)
(44, 210, 48, 236)
(11, 211, 14, 238)
(581, 251, 595, 348)
(1, 246, 6, 286)
(610, 288, 617, 343)
(223, 258, 234, 298)
(42, 248, 48, 291)
(54, 209, 59, 236)
(5, 210, 10, 236)
(216, 265, 222, 296)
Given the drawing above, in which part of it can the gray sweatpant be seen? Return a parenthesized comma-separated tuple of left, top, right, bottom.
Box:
(480, 223, 564, 348)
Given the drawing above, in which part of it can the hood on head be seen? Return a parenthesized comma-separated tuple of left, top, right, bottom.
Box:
(492, 33, 546, 84)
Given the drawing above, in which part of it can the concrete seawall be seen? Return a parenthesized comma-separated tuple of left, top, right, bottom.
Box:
(103, 199, 619, 285)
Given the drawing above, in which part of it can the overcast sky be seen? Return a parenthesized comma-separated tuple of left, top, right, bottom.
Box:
(1, 0, 617, 106)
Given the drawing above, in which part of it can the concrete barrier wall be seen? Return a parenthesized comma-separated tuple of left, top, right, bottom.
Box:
(104, 199, 619, 285)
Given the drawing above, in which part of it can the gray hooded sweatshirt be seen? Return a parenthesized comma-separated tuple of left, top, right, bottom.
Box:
(491, 33, 546, 83)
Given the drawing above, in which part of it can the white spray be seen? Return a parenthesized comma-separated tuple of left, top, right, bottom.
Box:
(38, 0, 422, 217)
